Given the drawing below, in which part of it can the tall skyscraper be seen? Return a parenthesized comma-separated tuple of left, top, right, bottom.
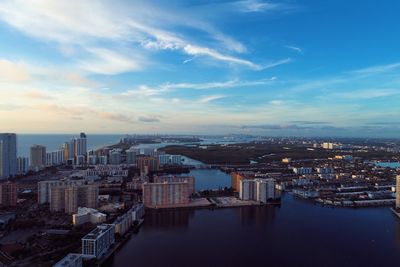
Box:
(396, 175, 400, 209)
(17, 157, 29, 175)
(74, 132, 87, 158)
(0, 133, 17, 179)
(30, 145, 46, 170)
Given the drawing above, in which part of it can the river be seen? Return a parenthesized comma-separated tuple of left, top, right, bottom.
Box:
(107, 169, 400, 267)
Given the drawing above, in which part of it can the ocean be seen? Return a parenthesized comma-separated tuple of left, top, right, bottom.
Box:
(16, 134, 123, 157)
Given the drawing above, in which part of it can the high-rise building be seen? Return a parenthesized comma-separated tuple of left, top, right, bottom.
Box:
(239, 178, 276, 203)
(0, 182, 17, 206)
(38, 179, 85, 204)
(46, 150, 64, 166)
(126, 147, 140, 165)
(158, 154, 183, 166)
(154, 175, 195, 195)
(74, 133, 87, 158)
(136, 156, 159, 176)
(0, 133, 17, 179)
(396, 175, 400, 209)
(231, 171, 255, 192)
(50, 186, 66, 212)
(239, 179, 256, 200)
(30, 145, 46, 171)
(50, 184, 99, 214)
(142, 181, 189, 208)
(255, 178, 276, 203)
(109, 149, 122, 165)
(17, 157, 29, 175)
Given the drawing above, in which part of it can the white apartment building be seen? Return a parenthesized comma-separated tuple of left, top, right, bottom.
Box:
(239, 178, 276, 203)
(72, 207, 107, 225)
(81, 224, 115, 259)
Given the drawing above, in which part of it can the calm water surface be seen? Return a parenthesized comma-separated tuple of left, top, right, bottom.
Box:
(181, 169, 231, 191)
(109, 195, 400, 267)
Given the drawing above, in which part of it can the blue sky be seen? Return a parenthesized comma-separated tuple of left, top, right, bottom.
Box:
(0, 0, 399, 137)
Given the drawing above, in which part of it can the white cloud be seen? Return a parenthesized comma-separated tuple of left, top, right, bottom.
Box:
(198, 95, 226, 103)
(79, 48, 143, 75)
(263, 58, 292, 69)
(328, 89, 400, 99)
(285, 45, 303, 53)
(235, 0, 290, 13)
(0, 0, 271, 71)
(351, 62, 400, 75)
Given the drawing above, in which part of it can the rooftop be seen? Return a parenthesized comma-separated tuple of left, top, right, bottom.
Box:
(82, 224, 113, 240)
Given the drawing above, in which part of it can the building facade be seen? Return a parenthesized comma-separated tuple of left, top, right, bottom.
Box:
(53, 253, 83, 267)
(0, 133, 17, 179)
(50, 184, 99, 214)
(38, 179, 85, 204)
(17, 157, 29, 175)
(142, 181, 189, 208)
(0, 182, 17, 206)
(136, 156, 159, 176)
(154, 175, 195, 195)
(239, 178, 276, 203)
(81, 224, 115, 259)
(396, 175, 400, 209)
(30, 144, 46, 171)
(231, 171, 255, 192)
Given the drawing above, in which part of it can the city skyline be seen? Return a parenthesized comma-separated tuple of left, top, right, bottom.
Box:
(1, 0, 400, 137)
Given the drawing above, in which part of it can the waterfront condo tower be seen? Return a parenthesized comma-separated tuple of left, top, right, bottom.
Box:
(0, 133, 17, 179)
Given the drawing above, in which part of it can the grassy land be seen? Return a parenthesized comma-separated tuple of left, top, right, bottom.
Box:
(161, 143, 398, 165)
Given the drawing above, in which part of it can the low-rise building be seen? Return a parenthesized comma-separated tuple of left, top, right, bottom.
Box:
(131, 203, 145, 221)
(53, 253, 82, 267)
(72, 207, 107, 225)
(114, 212, 132, 236)
(81, 224, 115, 259)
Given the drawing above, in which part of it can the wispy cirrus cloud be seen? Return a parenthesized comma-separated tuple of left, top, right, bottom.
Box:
(79, 48, 144, 75)
(285, 45, 303, 53)
(351, 62, 400, 76)
(327, 88, 400, 99)
(233, 0, 293, 13)
(117, 78, 276, 98)
(198, 95, 226, 103)
(0, 0, 282, 72)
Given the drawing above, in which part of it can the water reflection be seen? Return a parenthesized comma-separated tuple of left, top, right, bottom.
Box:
(145, 209, 195, 231)
(236, 205, 278, 227)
